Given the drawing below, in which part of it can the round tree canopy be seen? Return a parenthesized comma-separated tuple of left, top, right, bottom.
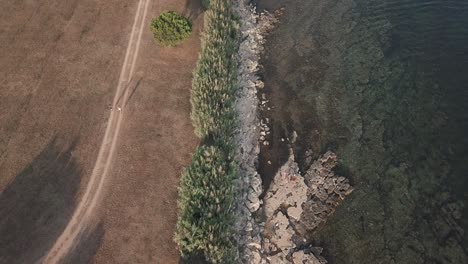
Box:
(150, 11, 192, 47)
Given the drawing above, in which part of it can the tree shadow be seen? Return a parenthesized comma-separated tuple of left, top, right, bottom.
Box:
(183, 0, 204, 21)
(0, 137, 82, 263)
(63, 222, 105, 264)
(112, 77, 142, 110)
(179, 252, 209, 264)
(124, 77, 142, 107)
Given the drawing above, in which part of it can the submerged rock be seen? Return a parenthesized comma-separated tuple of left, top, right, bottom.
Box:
(261, 150, 353, 263)
(298, 151, 353, 235)
(231, 1, 354, 263)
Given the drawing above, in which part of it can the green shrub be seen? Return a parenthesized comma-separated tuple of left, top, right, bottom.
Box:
(150, 11, 192, 46)
(174, 0, 239, 263)
(190, 0, 238, 140)
(175, 145, 236, 263)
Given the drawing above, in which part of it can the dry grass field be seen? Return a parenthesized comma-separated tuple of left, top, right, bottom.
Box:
(0, 0, 201, 263)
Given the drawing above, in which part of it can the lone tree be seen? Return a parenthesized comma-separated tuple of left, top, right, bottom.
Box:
(150, 11, 192, 47)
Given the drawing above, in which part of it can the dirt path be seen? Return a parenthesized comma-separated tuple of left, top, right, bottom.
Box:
(42, 0, 150, 262)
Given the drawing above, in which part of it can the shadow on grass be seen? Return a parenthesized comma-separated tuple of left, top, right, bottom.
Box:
(0, 137, 81, 263)
(179, 252, 209, 264)
(63, 222, 105, 263)
(183, 0, 204, 21)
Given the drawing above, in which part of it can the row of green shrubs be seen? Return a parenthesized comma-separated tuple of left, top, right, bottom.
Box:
(174, 0, 239, 263)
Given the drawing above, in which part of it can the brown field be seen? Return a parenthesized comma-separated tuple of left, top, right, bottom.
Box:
(0, 0, 202, 263)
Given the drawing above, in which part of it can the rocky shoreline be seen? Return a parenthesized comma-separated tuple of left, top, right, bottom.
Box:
(233, 2, 354, 263)
(262, 151, 353, 263)
(232, 0, 277, 262)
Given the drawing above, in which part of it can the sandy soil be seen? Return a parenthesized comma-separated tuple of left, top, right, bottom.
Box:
(0, 0, 201, 263)
(88, 0, 202, 263)
(44, 0, 153, 262)
(0, 0, 135, 262)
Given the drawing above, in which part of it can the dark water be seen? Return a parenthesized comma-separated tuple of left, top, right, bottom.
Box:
(255, 0, 468, 262)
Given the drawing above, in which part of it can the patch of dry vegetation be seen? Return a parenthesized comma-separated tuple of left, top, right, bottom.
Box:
(174, 0, 239, 263)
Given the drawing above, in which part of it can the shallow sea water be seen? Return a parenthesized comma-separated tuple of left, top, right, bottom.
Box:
(255, 0, 468, 262)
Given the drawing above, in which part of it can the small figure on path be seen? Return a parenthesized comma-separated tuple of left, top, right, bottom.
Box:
(117, 106, 122, 112)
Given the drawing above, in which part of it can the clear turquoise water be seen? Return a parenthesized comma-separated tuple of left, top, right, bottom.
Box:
(256, 0, 468, 262)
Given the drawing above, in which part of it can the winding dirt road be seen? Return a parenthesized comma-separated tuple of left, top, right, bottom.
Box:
(43, 0, 150, 262)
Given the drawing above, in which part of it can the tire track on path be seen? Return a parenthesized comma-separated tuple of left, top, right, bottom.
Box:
(42, 0, 150, 262)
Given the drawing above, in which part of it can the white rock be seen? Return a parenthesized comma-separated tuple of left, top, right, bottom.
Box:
(251, 176, 263, 194)
(287, 206, 302, 221)
(248, 242, 262, 250)
(291, 130, 298, 143)
(251, 250, 262, 263)
(292, 251, 323, 264)
(246, 201, 260, 212)
(245, 221, 253, 232)
(248, 188, 259, 202)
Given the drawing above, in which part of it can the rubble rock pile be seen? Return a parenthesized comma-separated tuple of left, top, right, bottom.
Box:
(261, 151, 353, 264)
(298, 151, 354, 235)
(232, 1, 353, 263)
(232, 0, 279, 262)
